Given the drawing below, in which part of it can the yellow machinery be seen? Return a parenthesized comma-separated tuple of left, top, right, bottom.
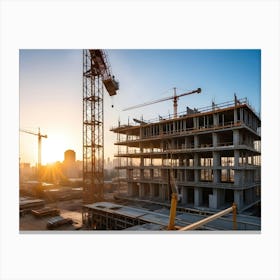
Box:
(166, 165, 238, 230)
(167, 169, 179, 230)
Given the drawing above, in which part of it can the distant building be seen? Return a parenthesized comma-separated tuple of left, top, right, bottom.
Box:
(20, 162, 35, 181)
(105, 157, 114, 170)
(64, 149, 76, 163)
(63, 149, 79, 178)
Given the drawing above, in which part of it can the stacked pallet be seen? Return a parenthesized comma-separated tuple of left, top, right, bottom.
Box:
(19, 198, 45, 210)
(47, 216, 73, 229)
(31, 207, 60, 217)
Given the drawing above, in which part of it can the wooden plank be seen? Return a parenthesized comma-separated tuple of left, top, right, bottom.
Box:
(179, 206, 235, 231)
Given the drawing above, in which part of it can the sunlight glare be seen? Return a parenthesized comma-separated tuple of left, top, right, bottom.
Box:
(41, 134, 68, 164)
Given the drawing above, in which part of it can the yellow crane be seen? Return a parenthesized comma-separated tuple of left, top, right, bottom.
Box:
(123, 87, 201, 118)
(20, 127, 47, 170)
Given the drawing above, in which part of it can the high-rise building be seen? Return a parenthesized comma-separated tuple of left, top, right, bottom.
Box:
(111, 96, 261, 212)
(63, 149, 79, 178)
(64, 149, 76, 164)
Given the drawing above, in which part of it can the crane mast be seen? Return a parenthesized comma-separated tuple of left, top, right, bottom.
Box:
(83, 49, 119, 203)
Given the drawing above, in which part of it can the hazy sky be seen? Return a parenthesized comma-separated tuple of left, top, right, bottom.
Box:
(19, 49, 261, 165)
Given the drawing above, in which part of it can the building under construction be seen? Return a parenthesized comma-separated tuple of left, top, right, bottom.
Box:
(110, 96, 261, 213)
(80, 49, 261, 230)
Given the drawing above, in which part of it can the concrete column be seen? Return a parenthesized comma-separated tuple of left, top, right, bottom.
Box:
(139, 184, 145, 198)
(234, 190, 244, 209)
(244, 110, 248, 125)
(185, 137, 191, 149)
(213, 152, 220, 184)
(140, 127, 143, 139)
(249, 112, 252, 127)
(212, 132, 218, 147)
(245, 151, 249, 165)
(193, 117, 198, 129)
(194, 135, 199, 148)
(234, 170, 242, 186)
(209, 188, 225, 209)
(182, 187, 188, 204)
(233, 130, 240, 147)
(213, 113, 219, 127)
(194, 154, 199, 182)
(183, 120, 186, 131)
(213, 170, 220, 184)
(194, 153, 199, 166)
(213, 152, 220, 166)
(234, 108, 238, 123)
(194, 187, 203, 207)
(240, 108, 244, 123)
(209, 192, 217, 209)
(234, 150, 240, 167)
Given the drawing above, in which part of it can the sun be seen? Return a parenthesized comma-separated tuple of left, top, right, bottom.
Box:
(41, 136, 67, 165)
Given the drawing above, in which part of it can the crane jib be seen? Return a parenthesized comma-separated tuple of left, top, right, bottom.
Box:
(123, 87, 202, 111)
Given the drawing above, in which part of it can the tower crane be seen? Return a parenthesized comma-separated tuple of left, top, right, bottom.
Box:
(123, 87, 201, 118)
(83, 49, 119, 203)
(20, 128, 47, 178)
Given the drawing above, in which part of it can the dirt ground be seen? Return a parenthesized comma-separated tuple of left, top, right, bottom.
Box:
(20, 199, 83, 231)
(19, 190, 120, 231)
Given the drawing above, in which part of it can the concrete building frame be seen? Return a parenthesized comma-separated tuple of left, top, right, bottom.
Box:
(111, 96, 261, 212)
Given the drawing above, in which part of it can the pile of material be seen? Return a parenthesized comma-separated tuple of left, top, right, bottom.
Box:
(31, 207, 60, 217)
(47, 216, 73, 230)
(20, 197, 45, 210)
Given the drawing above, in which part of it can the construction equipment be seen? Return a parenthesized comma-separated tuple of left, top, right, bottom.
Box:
(83, 49, 119, 203)
(123, 87, 201, 118)
(20, 128, 47, 175)
(167, 169, 179, 230)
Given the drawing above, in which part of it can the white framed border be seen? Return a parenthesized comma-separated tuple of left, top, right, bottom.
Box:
(1, 1, 279, 279)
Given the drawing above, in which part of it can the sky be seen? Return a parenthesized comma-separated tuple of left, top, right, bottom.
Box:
(19, 49, 261, 166)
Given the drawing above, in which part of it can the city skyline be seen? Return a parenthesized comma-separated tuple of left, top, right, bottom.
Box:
(20, 49, 261, 166)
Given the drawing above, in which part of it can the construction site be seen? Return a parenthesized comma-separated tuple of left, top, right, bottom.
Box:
(20, 49, 261, 231)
